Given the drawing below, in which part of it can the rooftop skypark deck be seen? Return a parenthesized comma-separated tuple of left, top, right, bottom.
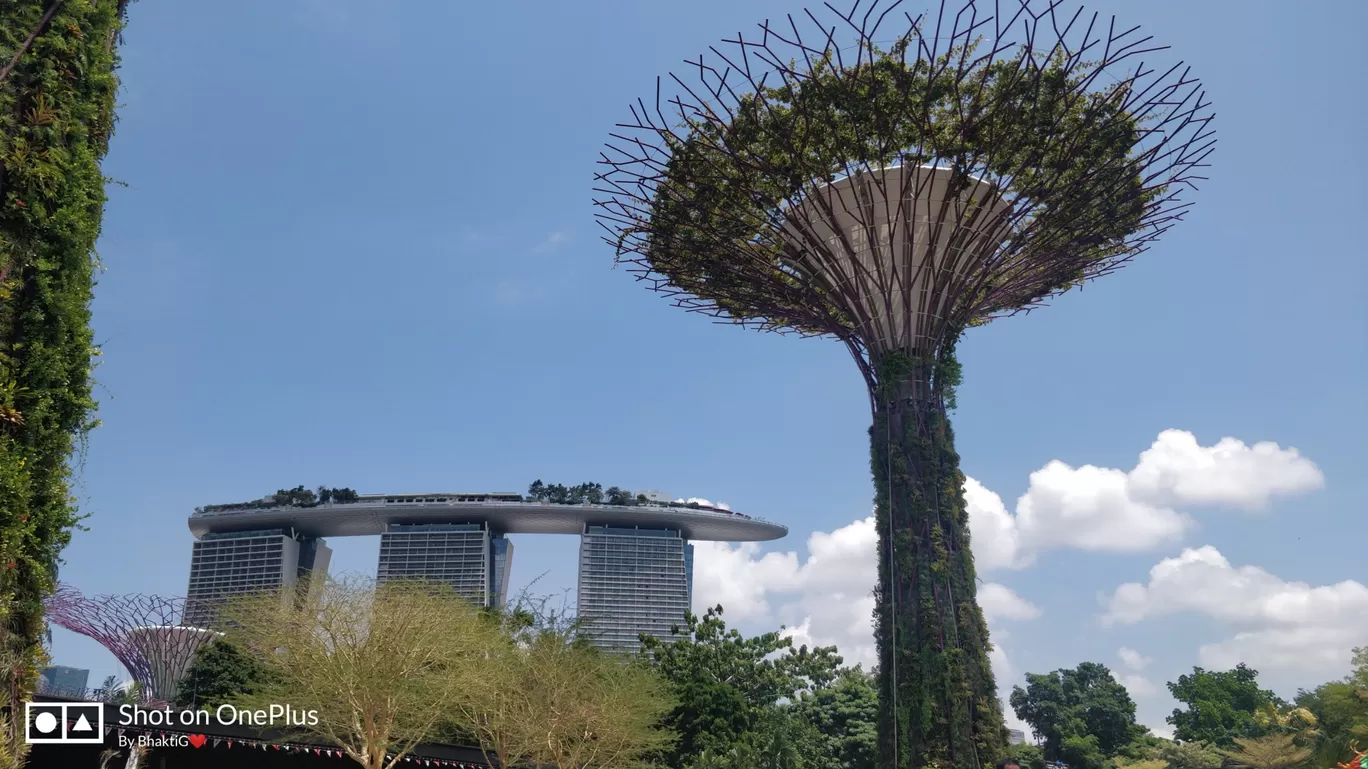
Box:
(189, 491, 786, 542)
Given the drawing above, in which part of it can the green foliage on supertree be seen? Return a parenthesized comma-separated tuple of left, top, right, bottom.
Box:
(634, 40, 1153, 340)
(869, 342, 1006, 769)
(0, 0, 131, 757)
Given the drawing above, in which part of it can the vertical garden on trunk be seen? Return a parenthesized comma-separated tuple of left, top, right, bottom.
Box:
(0, 1, 131, 764)
(594, 2, 1213, 766)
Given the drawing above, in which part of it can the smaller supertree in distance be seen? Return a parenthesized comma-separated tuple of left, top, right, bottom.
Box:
(43, 584, 221, 705)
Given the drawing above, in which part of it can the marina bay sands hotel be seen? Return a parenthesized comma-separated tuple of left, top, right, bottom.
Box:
(184, 491, 786, 652)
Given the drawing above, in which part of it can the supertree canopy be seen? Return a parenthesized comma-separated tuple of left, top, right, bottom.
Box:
(593, 1, 1213, 767)
(43, 584, 221, 705)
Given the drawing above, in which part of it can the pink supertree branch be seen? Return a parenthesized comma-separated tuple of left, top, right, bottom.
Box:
(43, 583, 221, 705)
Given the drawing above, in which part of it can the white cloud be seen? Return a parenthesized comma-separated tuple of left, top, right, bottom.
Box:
(676, 497, 730, 510)
(1127, 430, 1324, 510)
(965, 479, 1032, 570)
(1102, 546, 1368, 676)
(967, 431, 1322, 570)
(980, 583, 1043, 622)
(1015, 460, 1192, 553)
(693, 515, 1038, 672)
(1119, 674, 1159, 698)
(1118, 647, 1152, 671)
(690, 541, 798, 622)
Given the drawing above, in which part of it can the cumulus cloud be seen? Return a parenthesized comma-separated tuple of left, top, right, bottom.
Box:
(1119, 674, 1159, 698)
(689, 541, 798, 621)
(693, 515, 1038, 671)
(1127, 430, 1324, 510)
(688, 429, 1326, 694)
(980, 583, 1043, 622)
(964, 479, 1032, 570)
(966, 430, 1323, 570)
(1118, 647, 1152, 671)
(1102, 546, 1368, 676)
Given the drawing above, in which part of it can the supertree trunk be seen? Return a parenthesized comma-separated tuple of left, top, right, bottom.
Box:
(870, 348, 1002, 769)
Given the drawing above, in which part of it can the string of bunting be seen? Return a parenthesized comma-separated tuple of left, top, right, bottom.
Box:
(103, 725, 487, 767)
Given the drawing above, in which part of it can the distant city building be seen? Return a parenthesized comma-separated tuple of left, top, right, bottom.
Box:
(183, 529, 331, 626)
(376, 523, 514, 608)
(577, 525, 693, 653)
(38, 666, 89, 696)
(1008, 729, 1027, 746)
(186, 491, 783, 644)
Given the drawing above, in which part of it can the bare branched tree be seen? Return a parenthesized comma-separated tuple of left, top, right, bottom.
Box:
(220, 576, 503, 769)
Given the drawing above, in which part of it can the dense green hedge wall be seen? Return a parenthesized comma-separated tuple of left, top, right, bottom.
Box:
(0, 0, 129, 753)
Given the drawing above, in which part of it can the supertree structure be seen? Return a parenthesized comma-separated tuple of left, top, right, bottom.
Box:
(593, 1, 1213, 767)
(43, 584, 220, 705)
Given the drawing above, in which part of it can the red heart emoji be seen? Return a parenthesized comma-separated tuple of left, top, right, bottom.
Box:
(188, 734, 207, 749)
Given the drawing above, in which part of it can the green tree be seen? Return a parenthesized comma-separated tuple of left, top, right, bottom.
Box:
(452, 607, 675, 769)
(172, 639, 275, 709)
(1166, 664, 1281, 747)
(1295, 650, 1368, 769)
(1009, 662, 1146, 765)
(1012, 743, 1047, 769)
(1142, 738, 1225, 769)
(687, 707, 823, 769)
(1350, 647, 1368, 689)
(641, 605, 842, 767)
(794, 666, 878, 769)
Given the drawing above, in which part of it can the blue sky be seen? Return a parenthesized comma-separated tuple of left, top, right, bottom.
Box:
(50, 0, 1365, 736)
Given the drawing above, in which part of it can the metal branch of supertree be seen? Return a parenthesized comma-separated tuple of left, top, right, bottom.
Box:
(44, 584, 222, 705)
(594, 0, 1214, 393)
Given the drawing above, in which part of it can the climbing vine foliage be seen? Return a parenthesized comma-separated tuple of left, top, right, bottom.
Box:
(0, 1, 129, 764)
(869, 339, 1004, 769)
